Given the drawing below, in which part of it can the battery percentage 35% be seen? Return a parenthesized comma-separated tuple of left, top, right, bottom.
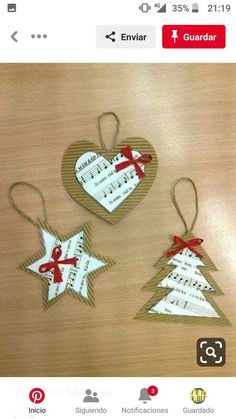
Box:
(172, 4, 190, 12)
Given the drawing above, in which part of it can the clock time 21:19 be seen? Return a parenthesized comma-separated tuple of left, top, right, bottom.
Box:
(208, 4, 231, 12)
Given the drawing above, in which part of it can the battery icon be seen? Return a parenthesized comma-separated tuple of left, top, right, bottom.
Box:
(192, 3, 199, 13)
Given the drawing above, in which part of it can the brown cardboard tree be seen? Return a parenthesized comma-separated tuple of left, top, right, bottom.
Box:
(135, 178, 229, 325)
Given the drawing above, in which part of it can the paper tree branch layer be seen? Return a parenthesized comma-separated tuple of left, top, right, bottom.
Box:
(135, 232, 230, 325)
(149, 247, 219, 317)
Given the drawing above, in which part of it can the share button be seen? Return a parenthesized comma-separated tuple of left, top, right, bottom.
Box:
(97, 26, 156, 48)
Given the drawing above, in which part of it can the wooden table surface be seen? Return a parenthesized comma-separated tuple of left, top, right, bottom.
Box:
(0, 64, 236, 377)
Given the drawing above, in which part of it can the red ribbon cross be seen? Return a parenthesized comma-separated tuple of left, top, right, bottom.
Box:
(166, 236, 203, 258)
(115, 146, 152, 179)
(39, 246, 77, 283)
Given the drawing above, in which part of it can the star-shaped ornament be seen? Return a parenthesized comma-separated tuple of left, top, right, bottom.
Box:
(19, 220, 114, 309)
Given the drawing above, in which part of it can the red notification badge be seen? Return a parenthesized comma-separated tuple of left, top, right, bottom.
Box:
(147, 385, 158, 397)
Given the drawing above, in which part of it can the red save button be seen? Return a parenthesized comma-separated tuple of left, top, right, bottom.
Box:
(163, 25, 226, 49)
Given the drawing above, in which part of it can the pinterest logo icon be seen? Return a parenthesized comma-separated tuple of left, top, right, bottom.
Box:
(29, 388, 45, 404)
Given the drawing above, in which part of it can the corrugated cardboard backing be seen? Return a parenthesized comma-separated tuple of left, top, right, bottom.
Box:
(135, 231, 230, 325)
(61, 138, 158, 224)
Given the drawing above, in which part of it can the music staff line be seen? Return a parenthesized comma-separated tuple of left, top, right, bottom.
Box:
(161, 293, 218, 317)
(76, 151, 143, 186)
(170, 246, 202, 261)
(45, 237, 84, 290)
(162, 271, 214, 291)
(44, 237, 62, 282)
(67, 238, 84, 288)
(76, 155, 119, 184)
(93, 166, 145, 202)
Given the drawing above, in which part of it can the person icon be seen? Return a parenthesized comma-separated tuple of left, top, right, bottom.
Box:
(83, 389, 99, 403)
(91, 392, 99, 402)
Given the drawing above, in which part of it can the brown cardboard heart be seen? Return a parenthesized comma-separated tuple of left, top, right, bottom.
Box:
(62, 138, 158, 224)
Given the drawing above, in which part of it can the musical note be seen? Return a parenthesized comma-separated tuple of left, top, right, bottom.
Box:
(75, 150, 146, 213)
(93, 169, 139, 202)
(163, 292, 218, 317)
(160, 270, 214, 293)
(76, 157, 110, 184)
(151, 238, 218, 318)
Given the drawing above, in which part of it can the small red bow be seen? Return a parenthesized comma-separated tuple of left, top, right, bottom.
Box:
(166, 236, 203, 258)
(39, 246, 77, 283)
(115, 146, 152, 179)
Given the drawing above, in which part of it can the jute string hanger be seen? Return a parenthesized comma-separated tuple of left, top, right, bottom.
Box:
(171, 177, 199, 234)
(9, 182, 48, 228)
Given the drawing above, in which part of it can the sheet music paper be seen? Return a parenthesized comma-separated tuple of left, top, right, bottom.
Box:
(149, 247, 220, 318)
(27, 228, 106, 302)
(75, 151, 145, 213)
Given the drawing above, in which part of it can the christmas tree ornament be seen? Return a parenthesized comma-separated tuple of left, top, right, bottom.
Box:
(9, 182, 114, 309)
(62, 112, 158, 224)
(135, 178, 230, 325)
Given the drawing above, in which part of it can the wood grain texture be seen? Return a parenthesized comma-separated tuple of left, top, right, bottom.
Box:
(0, 64, 236, 377)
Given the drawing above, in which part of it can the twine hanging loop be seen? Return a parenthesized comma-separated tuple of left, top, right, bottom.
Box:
(8, 182, 48, 228)
(171, 177, 199, 234)
(97, 112, 120, 152)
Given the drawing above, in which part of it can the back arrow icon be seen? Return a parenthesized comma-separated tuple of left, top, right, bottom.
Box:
(11, 31, 18, 42)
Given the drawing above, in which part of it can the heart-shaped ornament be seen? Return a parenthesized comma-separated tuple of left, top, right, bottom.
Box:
(75, 149, 147, 213)
(62, 114, 158, 224)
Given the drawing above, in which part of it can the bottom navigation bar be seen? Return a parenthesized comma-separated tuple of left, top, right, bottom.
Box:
(0, 377, 234, 418)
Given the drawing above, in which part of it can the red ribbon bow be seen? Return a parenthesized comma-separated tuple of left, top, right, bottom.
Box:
(166, 236, 203, 258)
(115, 146, 152, 179)
(39, 246, 77, 283)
